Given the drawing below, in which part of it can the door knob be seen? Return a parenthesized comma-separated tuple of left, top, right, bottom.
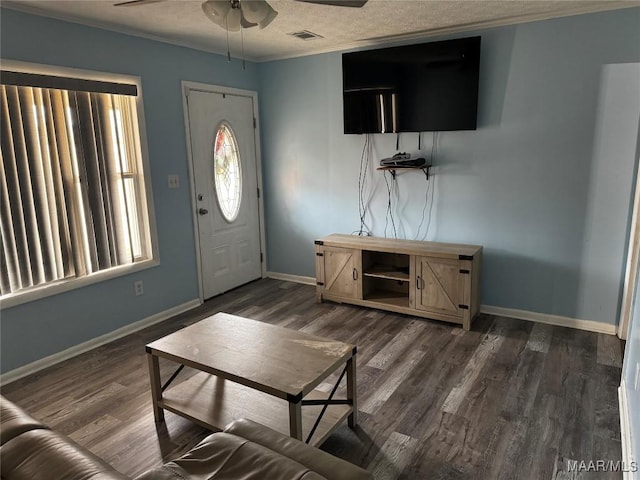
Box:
(198, 208, 209, 215)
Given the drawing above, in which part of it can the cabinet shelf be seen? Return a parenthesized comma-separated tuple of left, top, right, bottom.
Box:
(364, 265, 410, 282)
(363, 290, 410, 308)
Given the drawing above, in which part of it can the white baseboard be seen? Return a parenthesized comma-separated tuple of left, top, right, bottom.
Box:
(480, 305, 618, 335)
(0, 299, 201, 386)
(266, 272, 618, 336)
(266, 271, 316, 286)
(619, 381, 636, 480)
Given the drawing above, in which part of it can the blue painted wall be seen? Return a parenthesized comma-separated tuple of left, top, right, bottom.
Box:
(0, 8, 259, 373)
(257, 8, 640, 325)
(2, 6, 639, 373)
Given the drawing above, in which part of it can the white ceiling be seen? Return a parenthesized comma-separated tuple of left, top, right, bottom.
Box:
(4, 0, 640, 62)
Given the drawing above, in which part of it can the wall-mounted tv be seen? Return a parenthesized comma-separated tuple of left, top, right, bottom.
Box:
(342, 36, 481, 134)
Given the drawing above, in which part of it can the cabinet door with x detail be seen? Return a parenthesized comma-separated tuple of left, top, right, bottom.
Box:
(414, 256, 470, 321)
(316, 246, 362, 300)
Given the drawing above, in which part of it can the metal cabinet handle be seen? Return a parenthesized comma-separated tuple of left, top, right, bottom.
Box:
(198, 208, 209, 215)
(416, 275, 422, 289)
(353, 268, 358, 280)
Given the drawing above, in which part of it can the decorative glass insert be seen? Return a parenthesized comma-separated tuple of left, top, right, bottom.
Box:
(213, 123, 242, 222)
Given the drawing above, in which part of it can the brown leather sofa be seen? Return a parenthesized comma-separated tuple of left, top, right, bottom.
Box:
(0, 396, 372, 480)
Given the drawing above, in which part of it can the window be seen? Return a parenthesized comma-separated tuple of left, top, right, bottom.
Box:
(213, 123, 242, 222)
(0, 67, 156, 305)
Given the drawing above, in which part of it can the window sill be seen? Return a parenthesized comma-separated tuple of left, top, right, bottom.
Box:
(0, 259, 160, 310)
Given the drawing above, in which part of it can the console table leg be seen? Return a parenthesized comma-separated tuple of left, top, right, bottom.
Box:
(147, 353, 164, 423)
(347, 354, 357, 428)
(289, 400, 303, 440)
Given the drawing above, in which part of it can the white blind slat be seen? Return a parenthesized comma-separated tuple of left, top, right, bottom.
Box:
(6, 86, 36, 288)
(0, 87, 23, 292)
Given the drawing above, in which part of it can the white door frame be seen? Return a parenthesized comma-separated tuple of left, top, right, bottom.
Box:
(182, 81, 267, 304)
(619, 133, 640, 340)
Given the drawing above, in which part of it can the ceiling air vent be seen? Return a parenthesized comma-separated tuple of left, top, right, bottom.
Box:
(288, 30, 324, 41)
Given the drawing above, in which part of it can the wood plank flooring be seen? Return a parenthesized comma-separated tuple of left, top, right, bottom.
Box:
(1, 279, 624, 479)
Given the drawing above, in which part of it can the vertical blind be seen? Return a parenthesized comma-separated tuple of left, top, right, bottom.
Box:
(0, 81, 149, 296)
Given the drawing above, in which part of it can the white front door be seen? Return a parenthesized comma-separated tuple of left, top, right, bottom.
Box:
(186, 87, 263, 299)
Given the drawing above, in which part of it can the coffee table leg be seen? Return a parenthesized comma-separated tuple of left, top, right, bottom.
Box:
(147, 353, 164, 423)
(289, 399, 303, 440)
(347, 354, 357, 428)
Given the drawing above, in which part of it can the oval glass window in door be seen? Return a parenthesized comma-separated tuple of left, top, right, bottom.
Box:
(213, 122, 242, 222)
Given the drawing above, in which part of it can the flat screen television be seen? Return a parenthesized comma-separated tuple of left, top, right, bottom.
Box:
(342, 36, 481, 134)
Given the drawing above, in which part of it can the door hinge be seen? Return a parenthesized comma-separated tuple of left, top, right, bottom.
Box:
(260, 252, 264, 262)
(253, 117, 257, 128)
(257, 187, 260, 198)
(458, 304, 469, 310)
(459, 269, 470, 274)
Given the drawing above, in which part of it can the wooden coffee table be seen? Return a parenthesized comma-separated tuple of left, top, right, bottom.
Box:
(146, 313, 357, 447)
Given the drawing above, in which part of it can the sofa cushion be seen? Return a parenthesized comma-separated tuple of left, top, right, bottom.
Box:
(0, 428, 128, 480)
(136, 432, 327, 480)
(0, 396, 47, 445)
(224, 419, 372, 480)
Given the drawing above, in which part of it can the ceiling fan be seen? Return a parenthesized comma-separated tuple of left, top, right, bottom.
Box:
(114, 0, 368, 32)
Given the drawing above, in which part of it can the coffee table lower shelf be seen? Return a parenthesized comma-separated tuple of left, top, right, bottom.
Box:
(160, 371, 352, 448)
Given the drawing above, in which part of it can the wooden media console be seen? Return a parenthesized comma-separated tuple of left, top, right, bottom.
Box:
(315, 234, 482, 330)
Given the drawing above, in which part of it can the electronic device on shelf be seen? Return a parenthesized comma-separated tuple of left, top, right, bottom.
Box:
(342, 36, 481, 134)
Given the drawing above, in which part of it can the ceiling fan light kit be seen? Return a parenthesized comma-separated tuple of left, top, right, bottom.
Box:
(242, 1, 278, 29)
(118, 0, 364, 33)
(257, 5, 278, 29)
(201, 0, 278, 32)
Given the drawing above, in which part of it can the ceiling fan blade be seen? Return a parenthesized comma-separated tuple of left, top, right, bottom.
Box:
(295, 0, 367, 7)
(114, 0, 166, 6)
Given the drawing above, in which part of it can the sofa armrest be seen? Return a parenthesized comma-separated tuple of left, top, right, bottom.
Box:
(224, 419, 372, 480)
(0, 428, 129, 480)
(136, 432, 328, 480)
(0, 396, 48, 445)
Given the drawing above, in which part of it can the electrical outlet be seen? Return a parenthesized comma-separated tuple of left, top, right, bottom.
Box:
(134, 280, 144, 296)
(168, 175, 180, 189)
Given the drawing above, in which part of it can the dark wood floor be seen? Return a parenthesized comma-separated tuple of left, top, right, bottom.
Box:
(2, 279, 624, 479)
